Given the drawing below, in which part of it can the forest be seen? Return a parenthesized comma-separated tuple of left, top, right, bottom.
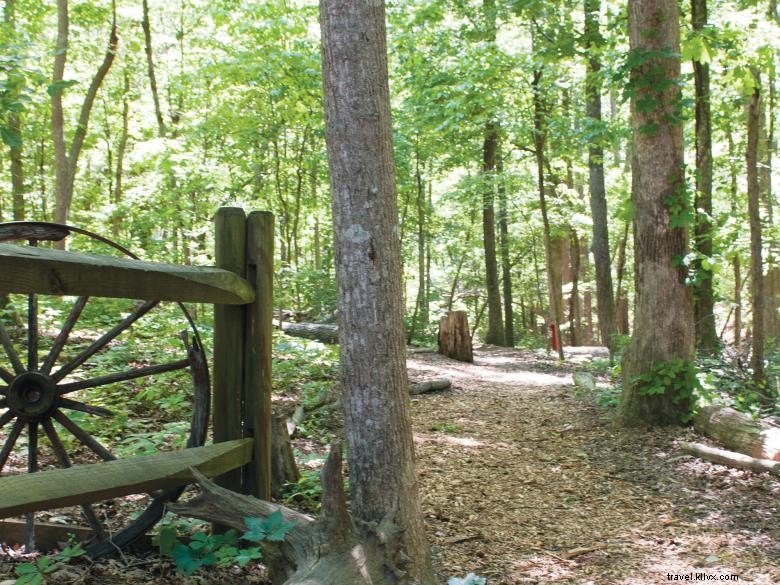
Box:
(0, 0, 779, 583)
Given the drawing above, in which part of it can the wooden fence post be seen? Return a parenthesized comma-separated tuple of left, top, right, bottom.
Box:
(243, 211, 274, 499)
(212, 207, 247, 494)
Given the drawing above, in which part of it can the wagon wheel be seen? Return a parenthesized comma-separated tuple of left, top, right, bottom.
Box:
(0, 221, 210, 557)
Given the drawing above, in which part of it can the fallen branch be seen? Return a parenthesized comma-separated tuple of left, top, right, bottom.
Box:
(409, 378, 451, 395)
(678, 441, 780, 475)
(694, 406, 780, 461)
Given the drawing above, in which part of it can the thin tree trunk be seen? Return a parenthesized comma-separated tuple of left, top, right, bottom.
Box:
(569, 231, 581, 346)
(111, 69, 130, 237)
(142, 0, 166, 137)
(408, 138, 427, 344)
(482, 121, 504, 345)
(615, 220, 630, 336)
(52, 0, 118, 232)
(533, 64, 564, 360)
(619, 0, 695, 426)
(747, 69, 768, 403)
(585, 0, 616, 353)
(691, 0, 718, 352)
(4, 0, 24, 220)
(320, 0, 436, 581)
(497, 146, 514, 346)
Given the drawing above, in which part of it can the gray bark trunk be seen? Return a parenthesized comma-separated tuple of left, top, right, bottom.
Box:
(585, 0, 617, 353)
(619, 0, 695, 426)
(142, 0, 166, 137)
(319, 1, 435, 582)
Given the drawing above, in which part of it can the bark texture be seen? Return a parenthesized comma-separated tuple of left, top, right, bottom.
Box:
(691, 0, 718, 352)
(4, 0, 24, 220)
(694, 406, 780, 461)
(438, 311, 474, 363)
(619, 0, 695, 426)
(319, 1, 435, 582)
(584, 0, 616, 353)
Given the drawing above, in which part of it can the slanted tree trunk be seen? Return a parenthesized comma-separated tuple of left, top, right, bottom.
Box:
(320, 0, 436, 582)
(142, 0, 166, 137)
(584, 0, 617, 353)
(619, 0, 695, 426)
(691, 0, 718, 353)
(747, 70, 768, 403)
(438, 311, 474, 363)
(52, 0, 118, 233)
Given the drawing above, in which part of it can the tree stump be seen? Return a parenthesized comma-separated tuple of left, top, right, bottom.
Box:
(271, 414, 300, 499)
(437, 311, 474, 363)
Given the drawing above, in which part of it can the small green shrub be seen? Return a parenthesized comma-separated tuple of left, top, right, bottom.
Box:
(430, 422, 462, 433)
(14, 538, 85, 585)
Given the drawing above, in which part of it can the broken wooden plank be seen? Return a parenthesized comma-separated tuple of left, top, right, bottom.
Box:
(0, 244, 254, 305)
(0, 439, 253, 519)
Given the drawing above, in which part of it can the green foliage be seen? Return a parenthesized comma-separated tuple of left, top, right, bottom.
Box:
(631, 357, 699, 420)
(282, 464, 324, 513)
(14, 537, 85, 585)
(448, 574, 487, 585)
(430, 422, 462, 433)
(160, 512, 295, 576)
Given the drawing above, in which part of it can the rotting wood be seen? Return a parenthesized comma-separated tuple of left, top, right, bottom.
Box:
(271, 413, 300, 498)
(410, 378, 452, 395)
(171, 445, 407, 585)
(274, 320, 338, 344)
(679, 441, 780, 475)
(0, 243, 254, 304)
(438, 310, 474, 363)
(694, 405, 780, 461)
(0, 439, 253, 519)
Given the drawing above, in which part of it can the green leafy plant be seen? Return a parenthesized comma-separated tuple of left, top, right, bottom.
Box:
(14, 538, 85, 585)
(430, 422, 462, 433)
(282, 467, 324, 513)
(160, 511, 296, 576)
(631, 357, 699, 421)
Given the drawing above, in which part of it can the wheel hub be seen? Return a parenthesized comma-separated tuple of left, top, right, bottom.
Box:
(7, 372, 57, 420)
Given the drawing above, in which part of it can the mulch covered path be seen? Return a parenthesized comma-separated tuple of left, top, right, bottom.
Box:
(409, 346, 780, 584)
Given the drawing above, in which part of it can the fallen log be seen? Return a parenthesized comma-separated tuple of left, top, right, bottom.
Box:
(694, 406, 780, 461)
(410, 378, 452, 395)
(170, 445, 405, 585)
(274, 320, 339, 344)
(679, 441, 780, 475)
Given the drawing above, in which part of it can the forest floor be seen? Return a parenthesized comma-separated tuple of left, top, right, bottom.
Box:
(2, 345, 779, 584)
(409, 346, 780, 584)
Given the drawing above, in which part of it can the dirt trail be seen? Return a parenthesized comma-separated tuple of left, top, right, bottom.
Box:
(408, 346, 780, 585)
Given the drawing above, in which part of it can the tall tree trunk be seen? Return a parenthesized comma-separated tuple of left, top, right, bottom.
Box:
(691, 0, 718, 352)
(4, 0, 24, 220)
(142, 0, 166, 137)
(619, 0, 695, 426)
(52, 0, 118, 233)
(497, 146, 514, 346)
(482, 124, 504, 345)
(408, 139, 427, 344)
(747, 70, 768, 403)
(532, 65, 564, 360)
(569, 231, 581, 346)
(319, 1, 435, 582)
(585, 0, 617, 353)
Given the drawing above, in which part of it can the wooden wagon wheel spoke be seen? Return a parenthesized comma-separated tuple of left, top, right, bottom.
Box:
(53, 410, 116, 462)
(40, 296, 89, 375)
(0, 417, 24, 472)
(56, 358, 190, 395)
(0, 410, 15, 428)
(58, 398, 115, 418)
(51, 299, 159, 383)
(42, 419, 107, 541)
(0, 367, 13, 384)
(0, 319, 24, 375)
(27, 290, 38, 371)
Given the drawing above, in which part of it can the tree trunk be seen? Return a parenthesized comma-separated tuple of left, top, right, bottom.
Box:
(276, 321, 338, 344)
(585, 0, 616, 353)
(319, 0, 436, 581)
(271, 414, 300, 499)
(408, 140, 427, 344)
(482, 120, 504, 345)
(142, 0, 166, 137)
(615, 220, 630, 336)
(691, 0, 718, 352)
(619, 0, 695, 426)
(497, 146, 514, 346)
(532, 63, 564, 360)
(111, 69, 130, 237)
(4, 0, 24, 221)
(747, 70, 768, 402)
(438, 311, 474, 363)
(693, 406, 780, 461)
(52, 0, 118, 232)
